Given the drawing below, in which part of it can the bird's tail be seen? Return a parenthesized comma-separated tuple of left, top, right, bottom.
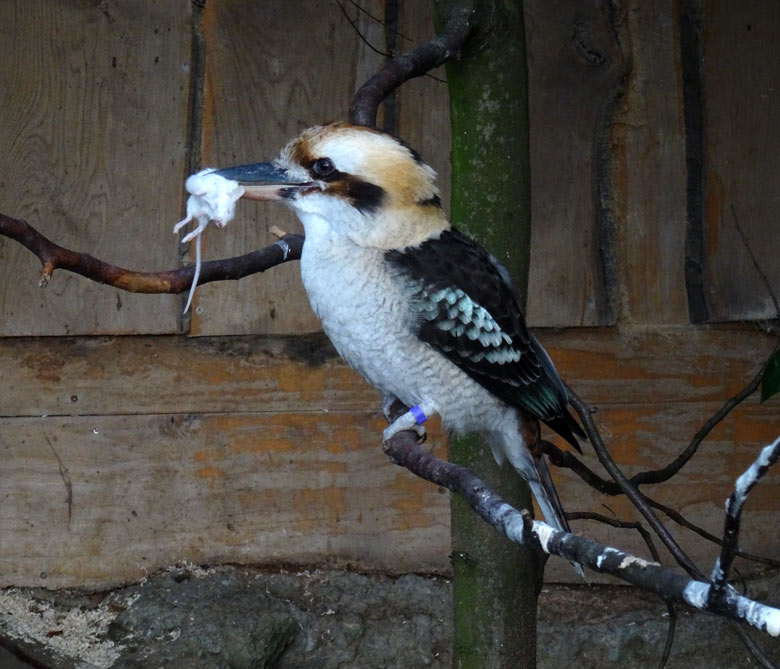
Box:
(500, 427, 585, 579)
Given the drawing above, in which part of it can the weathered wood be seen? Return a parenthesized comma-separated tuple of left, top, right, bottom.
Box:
(0, 1, 191, 335)
(191, 0, 386, 335)
(0, 411, 449, 589)
(1, 328, 776, 587)
(524, 0, 628, 327)
(0, 328, 772, 419)
(696, 2, 780, 321)
(396, 2, 452, 214)
(612, 0, 689, 324)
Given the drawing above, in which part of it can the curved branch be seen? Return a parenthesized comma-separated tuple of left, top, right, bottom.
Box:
(0, 213, 303, 293)
(349, 3, 477, 126)
(382, 423, 780, 638)
(627, 334, 780, 488)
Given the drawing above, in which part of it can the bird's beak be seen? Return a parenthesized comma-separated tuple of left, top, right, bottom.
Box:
(213, 162, 310, 202)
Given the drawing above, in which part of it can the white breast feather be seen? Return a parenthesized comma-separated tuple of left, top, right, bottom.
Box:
(297, 214, 520, 456)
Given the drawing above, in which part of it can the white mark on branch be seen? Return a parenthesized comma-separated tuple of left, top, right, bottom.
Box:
(733, 438, 779, 509)
(739, 598, 780, 638)
(618, 555, 659, 570)
(682, 580, 709, 609)
(710, 557, 724, 584)
(683, 581, 780, 637)
(275, 239, 290, 261)
(596, 546, 620, 569)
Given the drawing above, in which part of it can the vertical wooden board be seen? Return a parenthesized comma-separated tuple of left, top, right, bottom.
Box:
(698, 3, 780, 321)
(524, 0, 628, 327)
(191, 0, 385, 336)
(0, 412, 449, 589)
(612, 0, 689, 324)
(396, 3, 451, 214)
(0, 0, 191, 335)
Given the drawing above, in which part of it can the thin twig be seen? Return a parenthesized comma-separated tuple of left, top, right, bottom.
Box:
(544, 439, 780, 568)
(336, 0, 392, 58)
(566, 509, 676, 667)
(645, 496, 780, 568)
(626, 341, 780, 488)
(625, 208, 780, 489)
(731, 204, 780, 316)
(565, 384, 705, 580)
(567, 510, 661, 562)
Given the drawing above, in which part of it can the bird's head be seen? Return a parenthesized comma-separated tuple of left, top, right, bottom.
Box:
(215, 122, 448, 249)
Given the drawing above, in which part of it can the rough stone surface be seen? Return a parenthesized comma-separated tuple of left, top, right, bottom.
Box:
(0, 565, 778, 667)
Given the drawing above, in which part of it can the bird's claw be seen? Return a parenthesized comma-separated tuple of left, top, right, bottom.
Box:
(382, 422, 427, 445)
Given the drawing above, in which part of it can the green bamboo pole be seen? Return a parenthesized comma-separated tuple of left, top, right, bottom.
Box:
(435, 1, 542, 666)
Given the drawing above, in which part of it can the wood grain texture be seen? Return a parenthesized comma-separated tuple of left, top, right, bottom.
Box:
(0, 411, 449, 589)
(0, 327, 772, 419)
(396, 2, 452, 215)
(524, 0, 628, 327)
(697, 2, 780, 321)
(612, 0, 689, 325)
(0, 326, 777, 587)
(0, 0, 191, 335)
(191, 0, 386, 335)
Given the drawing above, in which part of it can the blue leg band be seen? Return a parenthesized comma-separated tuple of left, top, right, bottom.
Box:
(410, 405, 427, 425)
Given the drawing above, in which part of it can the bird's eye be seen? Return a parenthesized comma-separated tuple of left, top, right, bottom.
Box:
(312, 157, 336, 178)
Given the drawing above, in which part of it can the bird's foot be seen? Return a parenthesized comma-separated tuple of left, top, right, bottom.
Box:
(382, 401, 434, 446)
(382, 422, 427, 445)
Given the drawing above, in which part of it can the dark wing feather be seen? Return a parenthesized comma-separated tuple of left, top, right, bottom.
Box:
(385, 228, 585, 450)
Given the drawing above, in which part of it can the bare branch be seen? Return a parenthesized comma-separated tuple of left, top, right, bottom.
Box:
(0, 213, 303, 294)
(624, 210, 780, 489)
(565, 384, 705, 580)
(626, 334, 780, 488)
(731, 204, 780, 316)
(709, 437, 780, 605)
(349, 3, 476, 126)
(382, 422, 780, 637)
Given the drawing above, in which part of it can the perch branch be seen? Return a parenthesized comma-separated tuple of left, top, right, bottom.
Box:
(381, 416, 780, 638)
(567, 510, 677, 669)
(0, 213, 303, 294)
(349, 2, 476, 126)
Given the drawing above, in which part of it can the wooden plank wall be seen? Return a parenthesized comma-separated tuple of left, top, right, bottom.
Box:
(0, 1, 191, 335)
(0, 0, 778, 589)
(696, 2, 780, 321)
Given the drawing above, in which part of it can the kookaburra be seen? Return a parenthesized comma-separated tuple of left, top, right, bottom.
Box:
(212, 122, 586, 538)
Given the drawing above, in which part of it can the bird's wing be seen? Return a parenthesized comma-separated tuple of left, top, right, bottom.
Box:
(385, 228, 584, 449)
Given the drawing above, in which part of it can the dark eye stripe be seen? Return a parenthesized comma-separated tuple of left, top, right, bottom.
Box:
(340, 176, 385, 213)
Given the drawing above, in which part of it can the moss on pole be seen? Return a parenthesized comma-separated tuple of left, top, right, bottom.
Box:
(435, 1, 541, 666)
